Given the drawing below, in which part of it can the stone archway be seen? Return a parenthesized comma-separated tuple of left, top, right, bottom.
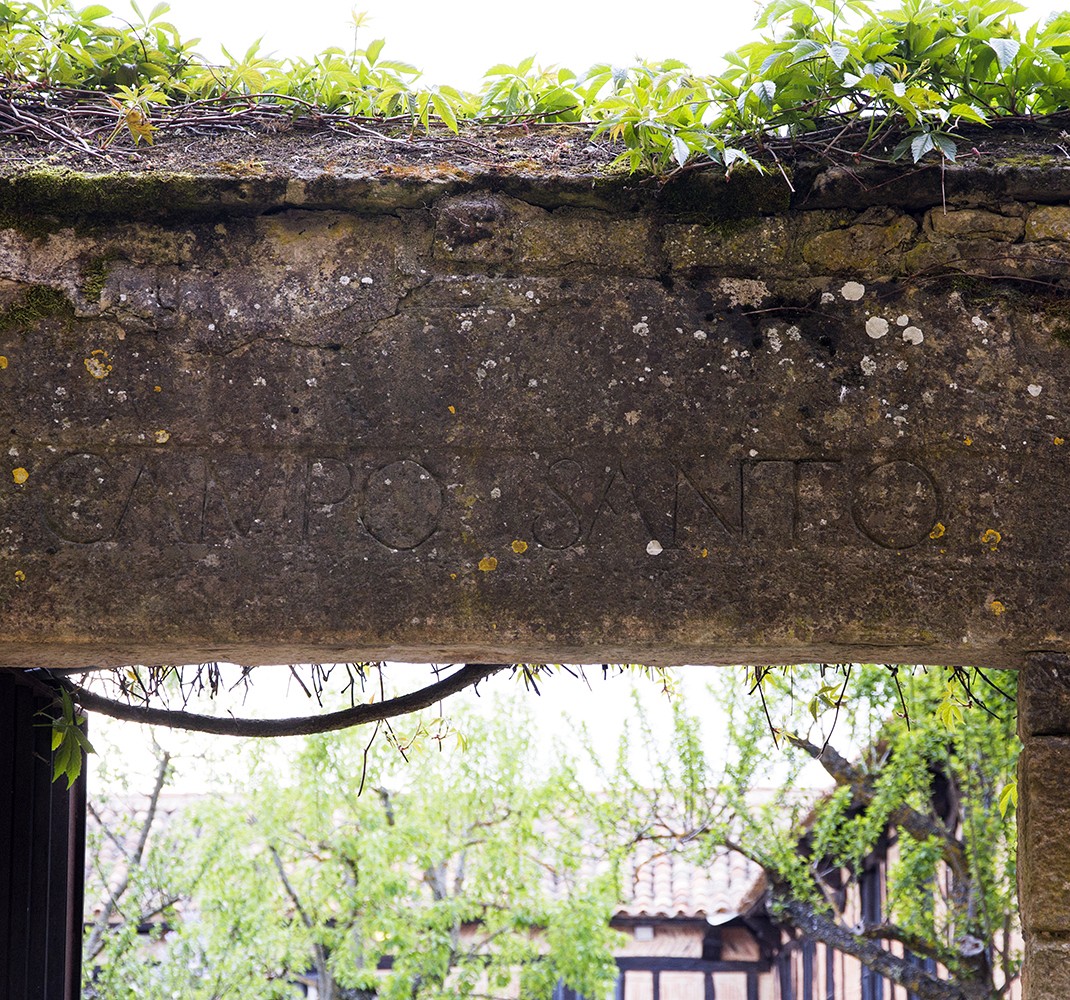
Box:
(3, 132, 1070, 997)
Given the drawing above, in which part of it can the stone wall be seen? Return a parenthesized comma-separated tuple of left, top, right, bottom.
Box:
(2, 141, 1070, 667)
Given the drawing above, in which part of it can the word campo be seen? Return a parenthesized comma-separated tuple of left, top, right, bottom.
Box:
(29, 450, 941, 553)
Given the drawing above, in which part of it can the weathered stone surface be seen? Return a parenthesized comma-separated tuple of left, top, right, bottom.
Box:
(1020, 656, 1070, 738)
(925, 207, 1025, 242)
(1027, 206, 1070, 241)
(1019, 739, 1070, 933)
(1024, 934, 1070, 1000)
(3, 145, 1070, 668)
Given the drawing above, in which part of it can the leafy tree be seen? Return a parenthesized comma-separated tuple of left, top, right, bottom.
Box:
(84, 701, 622, 1000)
(597, 665, 1020, 1000)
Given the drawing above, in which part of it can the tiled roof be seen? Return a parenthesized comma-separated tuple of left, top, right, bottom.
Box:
(617, 840, 764, 920)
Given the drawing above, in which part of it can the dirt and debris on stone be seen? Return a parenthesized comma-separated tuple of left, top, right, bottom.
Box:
(0, 116, 624, 179)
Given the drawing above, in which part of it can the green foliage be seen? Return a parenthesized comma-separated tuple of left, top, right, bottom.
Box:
(85, 702, 623, 1000)
(605, 665, 1021, 997)
(42, 688, 94, 788)
(3, 0, 1070, 172)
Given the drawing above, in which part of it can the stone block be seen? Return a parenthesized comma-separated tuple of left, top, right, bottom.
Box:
(1024, 933, 1070, 1000)
(801, 215, 917, 272)
(2, 157, 1070, 668)
(926, 207, 1024, 242)
(1020, 739, 1070, 933)
(1020, 656, 1070, 738)
(1026, 206, 1070, 241)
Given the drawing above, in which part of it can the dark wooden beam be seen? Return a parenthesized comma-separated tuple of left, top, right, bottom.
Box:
(0, 672, 86, 1000)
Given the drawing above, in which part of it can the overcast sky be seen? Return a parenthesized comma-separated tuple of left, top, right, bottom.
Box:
(151, 0, 1070, 92)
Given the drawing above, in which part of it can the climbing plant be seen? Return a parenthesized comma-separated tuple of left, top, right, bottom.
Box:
(3, 0, 1070, 172)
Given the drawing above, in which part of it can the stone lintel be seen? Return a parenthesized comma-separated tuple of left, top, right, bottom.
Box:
(3, 139, 1070, 667)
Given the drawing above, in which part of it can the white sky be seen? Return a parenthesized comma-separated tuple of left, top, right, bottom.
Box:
(149, 0, 1070, 92)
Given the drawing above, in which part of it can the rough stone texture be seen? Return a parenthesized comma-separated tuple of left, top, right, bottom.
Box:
(4, 142, 1070, 668)
(1020, 655, 1070, 738)
(1019, 738, 1070, 933)
(1023, 934, 1070, 1000)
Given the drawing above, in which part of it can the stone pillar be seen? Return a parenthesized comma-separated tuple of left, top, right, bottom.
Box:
(1019, 655, 1070, 1000)
(0, 671, 86, 1000)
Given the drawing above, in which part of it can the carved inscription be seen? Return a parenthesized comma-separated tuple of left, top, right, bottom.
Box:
(33, 450, 940, 554)
(530, 456, 941, 552)
(36, 452, 443, 551)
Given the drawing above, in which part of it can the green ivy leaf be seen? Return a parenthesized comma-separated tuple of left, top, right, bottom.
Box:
(988, 37, 1021, 69)
(827, 41, 850, 67)
(998, 780, 1018, 818)
(911, 132, 936, 162)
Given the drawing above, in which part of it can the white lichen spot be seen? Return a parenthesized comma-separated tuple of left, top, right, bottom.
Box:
(720, 278, 769, 308)
(459, 319, 473, 332)
(841, 281, 866, 301)
(207, 323, 216, 332)
(338, 275, 352, 286)
(632, 320, 650, 336)
(253, 376, 267, 387)
(490, 487, 502, 499)
(866, 316, 890, 339)
(786, 325, 802, 341)
(525, 290, 535, 299)
(896, 314, 910, 326)
(972, 315, 989, 330)
(897, 361, 909, 371)
(1028, 383, 1043, 397)
(902, 327, 924, 345)
(820, 292, 836, 305)
(625, 410, 641, 425)
(748, 448, 759, 457)
(306, 378, 318, 388)
(767, 330, 783, 353)
(861, 355, 878, 376)
(228, 308, 238, 318)
(693, 330, 707, 342)
(528, 378, 538, 388)
(361, 276, 374, 285)
(507, 313, 516, 329)
(646, 540, 663, 556)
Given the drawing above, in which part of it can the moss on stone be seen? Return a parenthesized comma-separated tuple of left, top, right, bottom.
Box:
(0, 167, 287, 221)
(80, 252, 120, 304)
(0, 285, 74, 330)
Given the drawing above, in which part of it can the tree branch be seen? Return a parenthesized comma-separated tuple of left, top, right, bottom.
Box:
(785, 733, 968, 882)
(49, 664, 506, 737)
(85, 749, 172, 961)
(773, 891, 970, 1000)
(858, 921, 954, 966)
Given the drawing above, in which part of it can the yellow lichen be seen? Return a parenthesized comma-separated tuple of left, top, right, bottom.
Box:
(981, 528, 1002, 550)
(511, 540, 528, 554)
(448, 405, 456, 414)
(13, 569, 25, 582)
(701, 547, 708, 558)
(929, 522, 946, 540)
(153, 429, 171, 444)
(990, 600, 1006, 616)
(153, 385, 162, 392)
(0, 356, 7, 370)
(84, 348, 112, 379)
(963, 436, 973, 446)
(11, 467, 28, 485)
(478, 556, 498, 572)
(1056, 436, 1065, 446)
